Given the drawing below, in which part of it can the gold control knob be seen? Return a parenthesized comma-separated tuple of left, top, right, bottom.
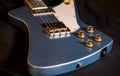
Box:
(95, 34, 102, 42)
(85, 39, 94, 47)
(78, 31, 85, 38)
(87, 26, 94, 33)
(65, 0, 72, 4)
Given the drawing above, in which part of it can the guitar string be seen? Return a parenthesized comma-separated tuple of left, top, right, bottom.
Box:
(49, 14, 68, 33)
(41, 14, 69, 36)
(39, 15, 51, 29)
(40, 14, 54, 30)
(27, 0, 33, 8)
(40, 13, 67, 33)
(31, 0, 61, 32)
(51, 14, 65, 28)
(49, 14, 63, 33)
(33, 0, 41, 7)
(48, 14, 61, 31)
(46, 14, 68, 35)
(38, 11, 54, 31)
(31, 0, 36, 8)
(30, 0, 57, 25)
(30, 0, 51, 29)
(44, 14, 57, 30)
(32, 0, 55, 30)
(49, 15, 63, 28)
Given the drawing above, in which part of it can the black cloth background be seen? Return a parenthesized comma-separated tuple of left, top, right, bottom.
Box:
(0, 0, 120, 76)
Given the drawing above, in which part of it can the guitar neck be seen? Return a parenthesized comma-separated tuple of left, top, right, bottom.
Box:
(25, 0, 48, 10)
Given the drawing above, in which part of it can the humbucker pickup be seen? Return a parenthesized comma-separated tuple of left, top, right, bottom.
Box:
(30, 8, 55, 16)
(25, 0, 47, 10)
(41, 22, 71, 39)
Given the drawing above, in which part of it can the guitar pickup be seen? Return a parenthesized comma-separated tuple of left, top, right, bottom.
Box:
(25, 0, 55, 16)
(41, 22, 71, 39)
(25, 0, 48, 10)
(30, 8, 55, 16)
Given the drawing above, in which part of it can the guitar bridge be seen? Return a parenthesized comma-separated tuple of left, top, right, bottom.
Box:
(41, 22, 71, 39)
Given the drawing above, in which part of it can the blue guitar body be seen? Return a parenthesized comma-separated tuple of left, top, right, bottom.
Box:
(8, 0, 113, 76)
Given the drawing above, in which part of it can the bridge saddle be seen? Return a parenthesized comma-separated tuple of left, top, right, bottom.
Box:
(41, 22, 71, 39)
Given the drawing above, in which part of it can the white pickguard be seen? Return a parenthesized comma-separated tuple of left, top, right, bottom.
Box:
(27, 0, 80, 33)
(53, 0, 80, 32)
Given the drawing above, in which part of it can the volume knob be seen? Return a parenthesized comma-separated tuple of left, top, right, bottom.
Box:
(78, 31, 85, 39)
(95, 34, 102, 42)
(87, 26, 94, 33)
(85, 39, 94, 48)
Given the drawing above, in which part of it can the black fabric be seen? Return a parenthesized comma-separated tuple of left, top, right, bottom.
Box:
(0, 0, 120, 76)
(0, 0, 24, 20)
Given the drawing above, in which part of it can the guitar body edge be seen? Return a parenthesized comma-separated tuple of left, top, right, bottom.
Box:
(8, 0, 113, 75)
(28, 42, 113, 76)
(8, 9, 113, 76)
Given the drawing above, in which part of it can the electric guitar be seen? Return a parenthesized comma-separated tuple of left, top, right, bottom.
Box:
(8, 0, 113, 75)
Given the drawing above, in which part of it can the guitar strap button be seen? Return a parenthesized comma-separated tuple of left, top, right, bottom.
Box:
(76, 64, 83, 68)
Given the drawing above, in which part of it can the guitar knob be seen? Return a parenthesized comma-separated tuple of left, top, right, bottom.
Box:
(85, 39, 94, 48)
(64, 0, 72, 5)
(78, 31, 85, 38)
(95, 34, 102, 42)
(87, 26, 94, 33)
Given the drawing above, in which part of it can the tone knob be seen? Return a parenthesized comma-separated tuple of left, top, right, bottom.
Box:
(78, 31, 85, 38)
(85, 39, 94, 48)
(95, 34, 102, 42)
(87, 26, 94, 33)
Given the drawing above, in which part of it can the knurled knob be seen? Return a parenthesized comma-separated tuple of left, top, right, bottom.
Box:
(95, 34, 102, 42)
(78, 31, 85, 38)
(87, 26, 94, 33)
(85, 39, 94, 47)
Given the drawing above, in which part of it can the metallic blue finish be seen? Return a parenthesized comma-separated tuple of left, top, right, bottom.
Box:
(29, 50, 101, 76)
(8, 1, 113, 75)
(107, 42, 113, 53)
